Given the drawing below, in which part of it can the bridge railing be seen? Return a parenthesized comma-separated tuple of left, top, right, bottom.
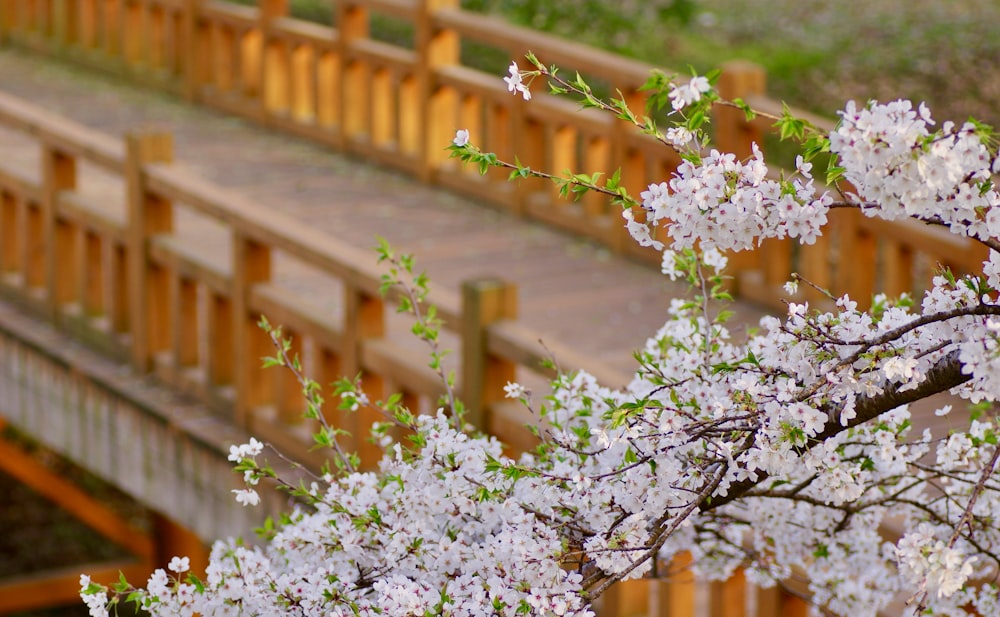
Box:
(1, 0, 986, 311)
(0, 88, 630, 465)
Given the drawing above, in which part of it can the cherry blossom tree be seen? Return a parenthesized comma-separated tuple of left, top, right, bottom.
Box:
(82, 56, 1000, 617)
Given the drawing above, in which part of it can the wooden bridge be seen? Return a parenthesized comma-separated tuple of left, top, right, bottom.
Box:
(0, 1, 986, 615)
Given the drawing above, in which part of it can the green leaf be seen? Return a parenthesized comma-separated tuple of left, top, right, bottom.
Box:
(185, 573, 206, 593)
(732, 97, 757, 122)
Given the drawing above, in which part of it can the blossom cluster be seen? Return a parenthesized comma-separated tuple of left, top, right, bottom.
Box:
(832, 100, 1000, 240)
(633, 145, 832, 251)
(82, 64, 1000, 617)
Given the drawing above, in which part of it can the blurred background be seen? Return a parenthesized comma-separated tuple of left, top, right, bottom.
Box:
(3, 1, 996, 615)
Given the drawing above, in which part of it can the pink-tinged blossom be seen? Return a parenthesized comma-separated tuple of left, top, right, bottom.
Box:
(232, 488, 260, 507)
(504, 61, 532, 101)
(168, 556, 190, 573)
(668, 75, 711, 110)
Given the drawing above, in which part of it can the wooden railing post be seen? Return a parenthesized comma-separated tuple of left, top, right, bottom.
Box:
(0, 190, 18, 277)
(232, 233, 271, 426)
(653, 551, 697, 617)
(708, 570, 746, 617)
(51, 0, 76, 47)
(126, 131, 174, 372)
(181, 0, 203, 101)
(0, 0, 11, 43)
(755, 585, 809, 617)
(259, 0, 289, 117)
(600, 579, 651, 617)
(335, 1, 369, 148)
(153, 513, 209, 579)
(343, 282, 385, 467)
(41, 144, 77, 320)
(415, 0, 459, 182)
(715, 60, 766, 159)
(461, 278, 516, 432)
(835, 209, 877, 309)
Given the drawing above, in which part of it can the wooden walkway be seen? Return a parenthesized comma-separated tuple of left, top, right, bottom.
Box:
(0, 46, 766, 376)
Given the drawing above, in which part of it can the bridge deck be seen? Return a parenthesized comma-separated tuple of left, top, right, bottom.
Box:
(0, 46, 767, 373)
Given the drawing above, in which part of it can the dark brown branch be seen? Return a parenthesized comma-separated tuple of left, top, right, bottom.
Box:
(705, 349, 970, 512)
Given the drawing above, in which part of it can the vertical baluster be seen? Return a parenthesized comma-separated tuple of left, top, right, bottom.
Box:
(426, 79, 456, 169)
(343, 60, 371, 143)
(110, 241, 128, 334)
(207, 291, 233, 390)
(181, 0, 203, 100)
(232, 233, 271, 426)
(41, 145, 77, 318)
(81, 229, 104, 317)
(0, 191, 20, 282)
(319, 344, 356, 453)
(166, 5, 181, 75)
(290, 44, 317, 123)
(514, 118, 545, 214)
(123, 0, 144, 64)
(53, 219, 80, 311)
(316, 50, 339, 130)
(171, 275, 198, 372)
(371, 67, 394, 147)
(213, 23, 234, 92)
(486, 101, 511, 188)
(337, 2, 369, 146)
(38, 0, 52, 36)
(883, 240, 914, 298)
(148, 3, 164, 70)
(259, 0, 289, 116)
(664, 552, 697, 617)
(275, 328, 305, 425)
(397, 75, 418, 156)
(708, 570, 747, 617)
(77, 0, 93, 48)
(460, 278, 516, 433)
(612, 146, 644, 253)
(0, 0, 11, 41)
(836, 212, 876, 308)
(342, 281, 384, 468)
(125, 131, 174, 372)
(547, 124, 576, 204)
(457, 93, 481, 157)
(104, 0, 122, 57)
(582, 134, 610, 220)
(240, 28, 262, 99)
(763, 237, 793, 293)
(798, 229, 832, 304)
(756, 585, 809, 617)
(414, 0, 458, 181)
(599, 579, 651, 617)
(24, 199, 45, 293)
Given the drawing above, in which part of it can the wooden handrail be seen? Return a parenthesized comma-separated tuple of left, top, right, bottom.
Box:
(0, 84, 628, 453)
(6, 0, 980, 313)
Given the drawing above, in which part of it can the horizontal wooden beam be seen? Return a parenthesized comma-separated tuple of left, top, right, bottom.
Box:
(0, 558, 152, 614)
(0, 435, 155, 561)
